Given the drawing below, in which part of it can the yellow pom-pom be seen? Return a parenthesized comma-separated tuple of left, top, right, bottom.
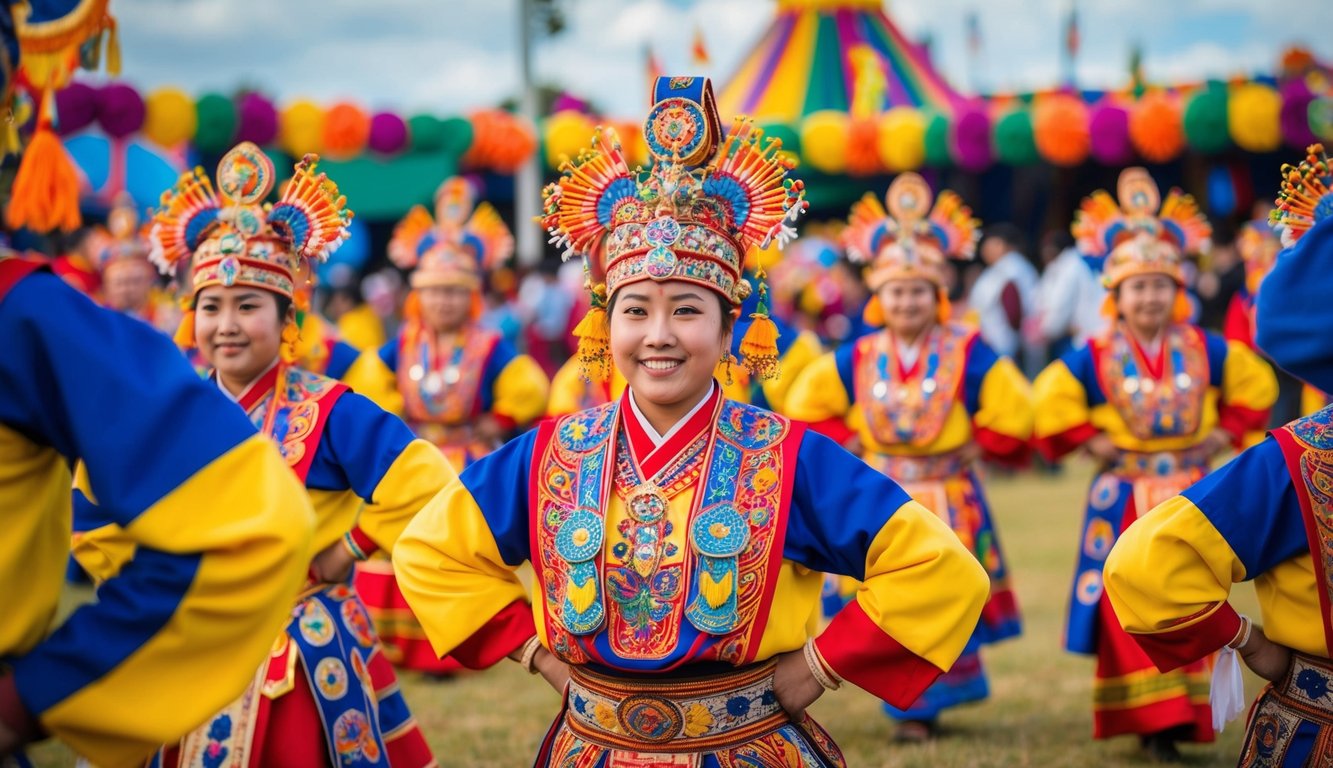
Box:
(573, 305, 611, 382)
(279, 319, 301, 364)
(173, 308, 196, 350)
(739, 314, 781, 381)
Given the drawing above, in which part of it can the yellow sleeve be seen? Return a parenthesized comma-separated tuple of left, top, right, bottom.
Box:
(1219, 340, 1278, 447)
(493, 354, 550, 426)
(337, 304, 387, 351)
(392, 477, 530, 660)
(343, 349, 403, 416)
(356, 438, 458, 554)
(763, 331, 823, 415)
(1032, 359, 1093, 454)
(973, 355, 1034, 442)
(784, 351, 851, 423)
(44, 436, 316, 766)
(546, 356, 591, 417)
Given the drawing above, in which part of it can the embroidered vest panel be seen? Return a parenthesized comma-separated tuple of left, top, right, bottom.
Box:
(854, 324, 971, 447)
(1275, 407, 1333, 655)
(532, 400, 800, 668)
(247, 367, 348, 483)
(396, 326, 498, 425)
(1096, 324, 1209, 441)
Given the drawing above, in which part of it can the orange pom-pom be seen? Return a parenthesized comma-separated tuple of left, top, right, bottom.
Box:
(739, 313, 781, 381)
(862, 294, 885, 327)
(1171, 288, 1193, 323)
(5, 123, 82, 234)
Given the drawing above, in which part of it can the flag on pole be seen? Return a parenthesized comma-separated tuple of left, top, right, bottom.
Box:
(1065, 5, 1079, 58)
(691, 25, 710, 67)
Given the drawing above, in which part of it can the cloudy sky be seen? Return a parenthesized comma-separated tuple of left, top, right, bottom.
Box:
(112, 0, 1333, 118)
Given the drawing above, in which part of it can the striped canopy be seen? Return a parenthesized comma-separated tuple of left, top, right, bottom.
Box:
(718, 0, 965, 122)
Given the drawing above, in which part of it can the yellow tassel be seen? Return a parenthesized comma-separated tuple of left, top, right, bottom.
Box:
(739, 313, 781, 382)
(279, 319, 301, 364)
(1171, 288, 1192, 323)
(573, 305, 610, 382)
(5, 120, 82, 233)
(700, 569, 734, 609)
(104, 19, 121, 76)
(862, 295, 884, 327)
(173, 308, 196, 349)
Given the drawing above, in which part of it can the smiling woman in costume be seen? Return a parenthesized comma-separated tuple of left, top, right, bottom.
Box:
(1032, 168, 1277, 761)
(391, 76, 989, 767)
(786, 172, 1032, 742)
(73, 143, 448, 768)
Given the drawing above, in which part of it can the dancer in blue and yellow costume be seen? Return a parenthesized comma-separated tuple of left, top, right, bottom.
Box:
(0, 254, 316, 766)
(1105, 143, 1333, 767)
(75, 144, 446, 768)
(1033, 168, 1277, 760)
(346, 175, 549, 674)
(392, 75, 989, 767)
(786, 172, 1031, 742)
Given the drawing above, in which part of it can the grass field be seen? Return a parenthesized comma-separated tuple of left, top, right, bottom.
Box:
(31, 457, 1262, 767)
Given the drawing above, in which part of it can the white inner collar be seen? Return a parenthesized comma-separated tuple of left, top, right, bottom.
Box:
(627, 382, 716, 448)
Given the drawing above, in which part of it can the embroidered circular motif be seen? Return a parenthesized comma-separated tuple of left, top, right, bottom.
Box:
(298, 600, 336, 647)
(691, 505, 749, 557)
(644, 215, 682, 247)
(314, 658, 349, 700)
(332, 709, 382, 762)
(617, 695, 684, 743)
(1088, 475, 1121, 511)
(340, 599, 376, 648)
(1083, 518, 1114, 559)
(644, 247, 678, 279)
(217, 142, 276, 204)
(1251, 713, 1281, 757)
(645, 98, 706, 162)
(627, 487, 669, 524)
(556, 509, 604, 563)
(231, 205, 266, 237)
(557, 406, 615, 452)
(1075, 570, 1103, 606)
(218, 256, 240, 287)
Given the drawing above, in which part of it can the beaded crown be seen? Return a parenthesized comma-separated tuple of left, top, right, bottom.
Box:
(842, 172, 979, 290)
(1072, 167, 1211, 289)
(389, 177, 514, 290)
(149, 142, 352, 301)
(540, 76, 807, 305)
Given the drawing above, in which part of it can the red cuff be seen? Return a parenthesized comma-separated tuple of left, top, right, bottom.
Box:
(1033, 422, 1099, 463)
(344, 526, 379, 560)
(974, 427, 1031, 468)
(804, 417, 855, 447)
(491, 413, 518, 432)
(1218, 405, 1270, 448)
(0, 670, 40, 748)
(449, 599, 536, 670)
(815, 600, 943, 709)
(1127, 602, 1242, 672)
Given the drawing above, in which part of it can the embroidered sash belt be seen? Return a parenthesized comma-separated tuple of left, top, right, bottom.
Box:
(1239, 653, 1333, 766)
(565, 661, 788, 753)
(1269, 654, 1333, 723)
(863, 450, 966, 482)
(1113, 445, 1211, 478)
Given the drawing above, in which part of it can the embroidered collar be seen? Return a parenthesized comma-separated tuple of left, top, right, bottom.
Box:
(624, 382, 719, 474)
(215, 359, 280, 411)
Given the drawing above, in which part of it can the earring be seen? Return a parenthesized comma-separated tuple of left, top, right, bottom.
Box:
(722, 352, 734, 387)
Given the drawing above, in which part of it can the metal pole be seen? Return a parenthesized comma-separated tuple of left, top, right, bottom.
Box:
(515, 0, 541, 267)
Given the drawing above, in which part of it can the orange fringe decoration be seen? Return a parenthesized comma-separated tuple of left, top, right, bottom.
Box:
(1171, 289, 1193, 323)
(574, 281, 611, 382)
(862, 295, 884, 326)
(739, 313, 780, 381)
(6, 121, 81, 233)
(173, 308, 196, 350)
(279, 319, 301, 364)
